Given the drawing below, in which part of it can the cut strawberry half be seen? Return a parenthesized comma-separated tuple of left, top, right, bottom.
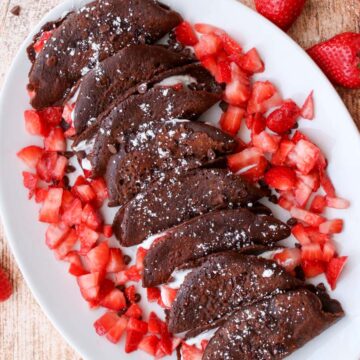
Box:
(45, 222, 70, 249)
(291, 223, 311, 245)
(247, 81, 282, 114)
(310, 195, 327, 213)
(301, 243, 323, 261)
(136, 247, 148, 271)
(264, 166, 297, 191)
(181, 343, 204, 360)
(44, 128, 66, 152)
(100, 288, 127, 311)
(138, 335, 160, 356)
(86, 242, 110, 273)
(271, 139, 295, 166)
(325, 196, 350, 209)
(39, 187, 63, 223)
(94, 311, 119, 336)
(301, 91, 315, 120)
(106, 316, 129, 344)
(266, 100, 300, 134)
(236, 48, 264, 74)
(62, 198, 82, 226)
(77, 224, 99, 255)
(326, 256, 348, 290)
(24, 109, 49, 136)
(273, 248, 301, 272)
(175, 21, 198, 46)
(106, 248, 125, 273)
(54, 229, 78, 260)
(125, 303, 143, 319)
(301, 260, 326, 278)
(147, 287, 161, 303)
(252, 131, 281, 154)
(319, 219, 344, 234)
(290, 207, 325, 226)
(17, 146, 44, 168)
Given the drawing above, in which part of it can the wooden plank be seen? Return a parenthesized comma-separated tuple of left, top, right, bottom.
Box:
(0, 1, 359, 359)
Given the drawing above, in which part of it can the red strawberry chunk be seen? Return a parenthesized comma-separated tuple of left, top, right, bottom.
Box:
(39, 107, 63, 126)
(77, 272, 102, 301)
(247, 81, 282, 114)
(39, 187, 63, 223)
(87, 242, 109, 273)
(181, 343, 204, 360)
(33, 30, 52, 53)
(194, 33, 222, 59)
(220, 32, 243, 56)
(148, 312, 162, 334)
(147, 287, 161, 303)
(236, 48, 264, 74)
(45, 222, 70, 249)
(100, 288, 127, 311)
(77, 224, 99, 255)
(175, 21, 198, 46)
(273, 248, 301, 272)
(224, 64, 251, 106)
(160, 286, 178, 309)
(301, 260, 326, 278)
(125, 303, 143, 319)
(319, 219, 344, 234)
(326, 256, 348, 290)
(301, 243, 323, 261)
(136, 247, 148, 271)
(35, 188, 48, 203)
(200, 56, 218, 78)
(81, 203, 103, 231)
(287, 139, 321, 174)
(264, 166, 297, 191)
(252, 131, 281, 154)
(305, 227, 330, 245)
(44, 128, 66, 152)
(52, 155, 68, 181)
(246, 113, 266, 134)
(124, 266, 142, 282)
(290, 207, 325, 226)
(322, 242, 336, 262)
(22, 172, 39, 198)
(319, 170, 336, 197)
(125, 285, 136, 303)
(90, 178, 108, 207)
(36, 151, 58, 182)
(159, 323, 172, 355)
(61, 190, 76, 212)
(125, 330, 145, 354)
(94, 311, 119, 336)
(138, 335, 160, 356)
(292, 130, 309, 143)
(103, 225, 113, 238)
(291, 223, 311, 245)
(54, 229, 78, 260)
(73, 184, 96, 203)
(106, 316, 128, 344)
(216, 59, 232, 83)
(64, 252, 86, 276)
(194, 23, 223, 35)
(227, 147, 264, 173)
(326, 196, 350, 209)
(310, 195, 327, 213)
(62, 198, 82, 226)
(106, 248, 125, 273)
(17, 146, 44, 168)
(68, 262, 87, 277)
(127, 317, 148, 334)
(24, 110, 49, 136)
(301, 91, 315, 119)
(271, 139, 295, 166)
(114, 271, 128, 285)
(266, 100, 300, 134)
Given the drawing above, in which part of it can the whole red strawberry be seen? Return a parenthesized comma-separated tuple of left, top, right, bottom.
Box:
(0, 267, 13, 302)
(254, 0, 306, 31)
(308, 32, 360, 89)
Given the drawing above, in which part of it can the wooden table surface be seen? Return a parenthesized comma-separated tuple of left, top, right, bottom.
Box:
(0, 1, 359, 359)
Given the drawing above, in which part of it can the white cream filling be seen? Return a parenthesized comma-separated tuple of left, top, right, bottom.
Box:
(73, 137, 95, 154)
(156, 75, 197, 87)
(166, 269, 192, 289)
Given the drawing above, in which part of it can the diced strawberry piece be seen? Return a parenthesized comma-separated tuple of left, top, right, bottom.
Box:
(159, 323, 172, 355)
(201, 340, 209, 351)
(301, 243, 323, 261)
(322, 242, 336, 262)
(278, 195, 294, 210)
(65, 251, 87, 277)
(319, 219, 344, 234)
(77, 224, 99, 255)
(297, 171, 320, 192)
(310, 195, 326, 213)
(319, 170, 336, 197)
(100, 288, 127, 311)
(24, 110, 49, 136)
(106, 248, 125, 273)
(287, 140, 321, 174)
(224, 64, 251, 106)
(305, 227, 330, 245)
(326, 196, 350, 209)
(291, 223, 311, 245)
(103, 225, 113, 238)
(294, 180, 312, 208)
(33, 30, 52, 53)
(62, 103, 74, 126)
(290, 207, 325, 226)
(77, 272, 101, 301)
(62, 198, 82, 226)
(52, 155, 67, 181)
(148, 312, 162, 334)
(216, 59, 232, 83)
(114, 271, 128, 285)
(39, 107, 63, 126)
(60, 190, 75, 212)
(271, 139, 295, 166)
(125, 266, 142, 282)
(291, 130, 309, 143)
(35, 188, 48, 203)
(136, 247, 148, 271)
(45, 222, 70, 249)
(125, 285, 136, 303)
(220, 32, 243, 56)
(39, 187, 63, 223)
(264, 166, 297, 191)
(175, 21, 198, 46)
(22, 171, 38, 198)
(81, 203, 103, 231)
(246, 113, 266, 135)
(73, 184, 96, 203)
(301, 260, 326, 278)
(160, 286, 178, 309)
(17, 146, 44, 168)
(301, 91, 314, 120)
(147, 287, 161, 303)
(94, 311, 119, 336)
(138, 335, 160, 356)
(89, 178, 108, 207)
(273, 248, 301, 272)
(247, 81, 282, 114)
(227, 147, 263, 173)
(200, 56, 218, 77)
(236, 47, 264, 74)
(125, 303, 143, 319)
(87, 242, 109, 273)
(181, 343, 203, 360)
(68, 262, 87, 277)
(127, 317, 148, 334)
(54, 229, 78, 259)
(97, 278, 115, 300)
(194, 23, 223, 35)
(36, 151, 58, 182)
(252, 131, 281, 153)
(266, 100, 300, 134)
(44, 128, 66, 152)
(105, 316, 128, 344)
(326, 256, 348, 290)
(194, 33, 222, 59)
(125, 330, 145, 353)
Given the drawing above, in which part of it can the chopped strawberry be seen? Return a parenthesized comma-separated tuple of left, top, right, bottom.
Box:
(81, 203, 103, 231)
(194, 33, 222, 59)
(326, 196, 350, 209)
(52, 155, 68, 181)
(114, 271, 129, 285)
(94, 311, 119, 336)
(264, 166, 297, 191)
(322, 242, 336, 262)
(62, 198, 82, 226)
(0, 267, 13, 302)
(305, 227, 330, 245)
(246, 113, 266, 134)
(97, 279, 115, 300)
(22, 172, 39, 198)
(319, 170, 336, 197)
(68, 261, 87, 277)
(247, 81, 282, 114)
(294, 180, 312, 208)
(36, 151, 57, 182)
(44, 128, 66, 152)
(291, 223, 311, 245)
(300, 91, 315, 119)
(291, 130, 309, 143)
(24, 109, 49, 136)
(86, 242, 110, 272)
(35, 188, 48, 203)
(89, 178, 108, 207)
(138, 335, 160, 356)
(273, 248, 301, 272)
(148, 312, 162, 334)
(160, 286, 178, 309)
(125, 303, 143, 319)
(301, 260, 326, 278)
(147, 287, 161, 303)
(287, 140, 320, 174)
(106, 248, 125, 273)
(227, 147, 264, 173)
(73, 184, 96, 203)
(125, 285, 136, 303)
(100, 288, 127, 311)
(297, 171, 320, 192)
(136, 247, 148, 271)
(158, 323, 173, 355)
(236, 48, 264, 74)
(39, 187, 63, 223)
(319, 219, 344, 234)
(302, 243, 323, 262)
(216, 59, 232, 83)
(200, 56, 218, 77)
(103, 224, 113, 238)
(326, 256, 348, 290)
(45, 222, 70, 249)
(77, 224, 99, 255)
(33, 30, 52, 53)
(17, 146, 44, 168)
(77, 272, 102, 301)
(278, 192, 296, 210)
(60, 190, 76, 212)
(290, 207, 325, 226)
(252, 130, 281, 154)
(224, 64, 251, 106)
(124, 266, 142, 282)
(271, 139, 295, 166)
(54, 229, 78, 260)
(201, 340, 209, 351)
(181, 343, 203, 360)
(125, 330, 145, 354)
(39, 107, 63, 126)
(175, 21, 198, 46)
(194, 23, 223, 35)
(106, 316, 129, 344)
(266, 100, 300, 134)
(64, 251, 86, 276)
(310, 195, 327, 213)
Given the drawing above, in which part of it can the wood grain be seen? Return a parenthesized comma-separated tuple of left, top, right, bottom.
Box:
(0, 1, 359, 359)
